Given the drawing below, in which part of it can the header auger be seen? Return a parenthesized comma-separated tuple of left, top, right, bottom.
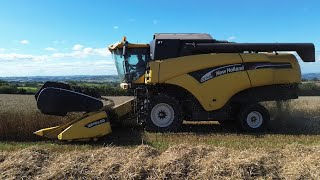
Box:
(34, 33, 315, 141)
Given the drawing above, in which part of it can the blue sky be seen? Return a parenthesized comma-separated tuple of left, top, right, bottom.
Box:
(0, 0, 319, 76)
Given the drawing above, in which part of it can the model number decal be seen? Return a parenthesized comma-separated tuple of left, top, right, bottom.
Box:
(200, 64, 245, 83)
(85, 119, 107, 128)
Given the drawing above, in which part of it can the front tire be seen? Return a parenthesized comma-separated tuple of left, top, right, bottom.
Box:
(237, 103, 269, 132)
(146, 94, 183, 132)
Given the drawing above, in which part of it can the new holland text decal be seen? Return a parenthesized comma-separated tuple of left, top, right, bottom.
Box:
(200, 64, 245, 83)
(85, 118, 108, 128)
(189, 62, 292, 83)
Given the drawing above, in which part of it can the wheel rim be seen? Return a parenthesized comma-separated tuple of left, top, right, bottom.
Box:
(151, 103, 175, 128)
(246, 111, 263, 128)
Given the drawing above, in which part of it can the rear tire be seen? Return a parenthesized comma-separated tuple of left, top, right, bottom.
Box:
(146, 94, 183, 132)
(237, 103, 269, 132)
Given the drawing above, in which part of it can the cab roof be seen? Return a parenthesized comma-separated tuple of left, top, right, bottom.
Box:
(108, 41, 148, 51)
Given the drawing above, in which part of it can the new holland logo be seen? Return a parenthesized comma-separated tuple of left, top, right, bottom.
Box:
(189, 62, 292, 83)
(200, 64, 245, 83)
(85, 119, 107, 128)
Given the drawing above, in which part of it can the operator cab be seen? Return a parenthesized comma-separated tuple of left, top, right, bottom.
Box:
(108, 37, 150, 86)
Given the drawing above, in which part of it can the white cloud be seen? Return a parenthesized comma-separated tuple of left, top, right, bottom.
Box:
(0, 48, 5, 52)
(92, 48, 110, 57)
(0, 53, 48, 61)
(0, 44, 110, 64)
(72, 44, 84, 51)
(20, 40, 29, 44)
(52, 47, 109, 58)
(52, 51, 84, 58)
(113, 26, 119, 30)
(44, 47, 58, 52)
(0, 60, 117, 76)
(153, 20, 158, 25)
(0, 44, 115, 76)
(227, 36, 236, 41)
(83, 47, 93, 54)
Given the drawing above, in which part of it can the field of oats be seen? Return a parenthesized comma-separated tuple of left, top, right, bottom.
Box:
(0, 94, 320, 179)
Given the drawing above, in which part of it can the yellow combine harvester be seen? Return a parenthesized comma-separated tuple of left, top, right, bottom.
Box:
(34, 33, 315, 141)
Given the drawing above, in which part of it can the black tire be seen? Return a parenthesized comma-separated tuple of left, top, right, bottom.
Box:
(146, 94, 183, 132)
(237, 103, 270, 132)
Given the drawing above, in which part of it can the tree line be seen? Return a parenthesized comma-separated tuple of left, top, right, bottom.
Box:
(0, 80, 128, 96)
(1, 80, 320, 96)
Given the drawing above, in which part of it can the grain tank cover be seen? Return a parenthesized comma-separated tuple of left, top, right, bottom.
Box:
(153, 33, 213, 40)
(150, 33, 223, 60)
(150, 33, 315, 62)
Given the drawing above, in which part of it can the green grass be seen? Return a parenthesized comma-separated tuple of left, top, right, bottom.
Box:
(0, 141, 103, 152)
(1, 129, 319, 152)
(17, 86, 38, 93)
(0, 134, 319, 153)
(144, 132, 320, 151)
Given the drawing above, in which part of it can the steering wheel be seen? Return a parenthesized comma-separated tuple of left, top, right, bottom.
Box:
(127, 64, 136, 72)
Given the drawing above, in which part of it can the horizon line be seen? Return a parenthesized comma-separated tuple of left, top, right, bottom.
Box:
(0, 74, 119, 78)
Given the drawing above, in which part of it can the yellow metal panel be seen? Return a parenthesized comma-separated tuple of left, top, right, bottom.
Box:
(159, 53, 244, 83)
(240, 53, 274, 87)
(145, 61, 160, 84)
(246, 69, 274, 86)
(148, 52, 301, 112)
(241, 53, 301, 86)
(33, 113, 93, 139)
(112, 98, 134, 118)
(58, 111, 112, 141)
(166, 71, 251, 111)
(133, 74, 145, 84)
(151, 53, 252, 111)
(273, 69, 300, 84)
(200, 71, 251, 110)
(34, 126, 60, 138)
(165, 75, 204, 107)
(267, 53, 301, 84)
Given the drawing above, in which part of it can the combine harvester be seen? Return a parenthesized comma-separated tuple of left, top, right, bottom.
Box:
(34, 33, 315, 141)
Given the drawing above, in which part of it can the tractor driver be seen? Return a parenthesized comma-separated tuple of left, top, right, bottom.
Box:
(134, 54, 146, 77)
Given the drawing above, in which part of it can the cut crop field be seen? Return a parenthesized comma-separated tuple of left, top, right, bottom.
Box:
(0, 94, 320, 179)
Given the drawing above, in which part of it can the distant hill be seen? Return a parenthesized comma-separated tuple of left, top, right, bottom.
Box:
(0, 75, 120, 83)
(302, 73, 320, 80)
(1, 73, 319, 83)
